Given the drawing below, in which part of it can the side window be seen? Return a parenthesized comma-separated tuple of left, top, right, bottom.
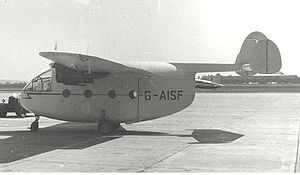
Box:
(40, 70, 52, 91)
(32, 77, 42, 91)
(42, 77, 51, 91)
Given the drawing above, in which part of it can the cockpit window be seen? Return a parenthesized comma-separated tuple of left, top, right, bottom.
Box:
(24, 69, 52, 91)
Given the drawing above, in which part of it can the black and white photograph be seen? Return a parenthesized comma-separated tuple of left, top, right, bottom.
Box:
(0, 0, 300, 173)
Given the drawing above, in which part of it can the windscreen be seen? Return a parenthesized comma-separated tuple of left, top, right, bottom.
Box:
(24, 69, 52, 91)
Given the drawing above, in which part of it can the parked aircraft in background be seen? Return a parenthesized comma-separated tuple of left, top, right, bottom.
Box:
(195, 79, 223, 89)
(20, 31, 281, 134)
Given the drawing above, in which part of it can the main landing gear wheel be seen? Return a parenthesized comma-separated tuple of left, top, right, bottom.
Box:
(97, 121, 120, 135)
(30, 115, 40, 132)
(0, 112, 7, 118)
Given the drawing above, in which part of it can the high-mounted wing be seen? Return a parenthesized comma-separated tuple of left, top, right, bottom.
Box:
(39, 51, 155, 77)
(40, 52, 126, 73)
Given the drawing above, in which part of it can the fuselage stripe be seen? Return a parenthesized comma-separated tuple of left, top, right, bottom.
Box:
(26, 92, 129, 96)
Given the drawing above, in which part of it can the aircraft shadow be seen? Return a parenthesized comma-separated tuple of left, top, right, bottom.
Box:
(188, 129, 244, 144)
(114, 129, 244, 144)
(0, 114, 35, 119)
(0, 122, 243, 164)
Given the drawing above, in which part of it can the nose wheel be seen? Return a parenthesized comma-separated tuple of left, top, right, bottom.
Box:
(30, 115, 40, 132)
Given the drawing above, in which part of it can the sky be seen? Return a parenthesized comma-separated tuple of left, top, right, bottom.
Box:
(0, 0, 300, 81)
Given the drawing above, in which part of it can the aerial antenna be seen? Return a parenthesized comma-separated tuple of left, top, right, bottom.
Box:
(54, 43, 58, 51)
(158, 0, 161, 14)
(86, 44, 89, 54)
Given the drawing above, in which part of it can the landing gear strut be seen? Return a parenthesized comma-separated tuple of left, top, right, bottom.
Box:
(97, 120, 120, 135)
(30, 115, 40, 132)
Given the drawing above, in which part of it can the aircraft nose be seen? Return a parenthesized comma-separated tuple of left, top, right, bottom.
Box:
(20, 91, 31, 100)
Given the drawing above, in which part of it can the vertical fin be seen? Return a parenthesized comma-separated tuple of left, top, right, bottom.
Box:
(235, 31, 281, 76)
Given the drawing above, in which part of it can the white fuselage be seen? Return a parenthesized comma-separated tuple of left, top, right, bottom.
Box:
(20, 62, 196, 123)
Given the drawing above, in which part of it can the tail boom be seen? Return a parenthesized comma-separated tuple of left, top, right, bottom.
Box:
(172, 63, 236, 74)
(173, 31, 282, 77)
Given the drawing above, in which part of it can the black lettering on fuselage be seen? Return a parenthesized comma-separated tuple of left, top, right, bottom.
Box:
(178, 90, 183, 100)
(159, 91, 166, 100)
(159, 90, 183, 101)
(144, 90, 184, 101)
(170, 90, 176, 100)
(145, 91, 151, 100)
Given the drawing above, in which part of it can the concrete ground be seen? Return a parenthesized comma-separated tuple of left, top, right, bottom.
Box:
(0, 93, 300, 172)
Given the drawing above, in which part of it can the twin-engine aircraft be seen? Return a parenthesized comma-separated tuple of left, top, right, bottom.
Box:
(195, 79, 223, 89)
(20, 31, 282, 134)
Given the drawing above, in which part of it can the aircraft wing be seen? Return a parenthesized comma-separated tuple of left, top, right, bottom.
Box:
(39, 51, 153, 77)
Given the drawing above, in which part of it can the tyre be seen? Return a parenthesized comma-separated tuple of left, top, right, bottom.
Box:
(97, 122, 111, 135)
(0, 112, 7, 118)
(30, 121, 39, 132)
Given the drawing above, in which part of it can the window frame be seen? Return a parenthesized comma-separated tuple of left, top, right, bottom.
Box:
(24, 69, 53, 92)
